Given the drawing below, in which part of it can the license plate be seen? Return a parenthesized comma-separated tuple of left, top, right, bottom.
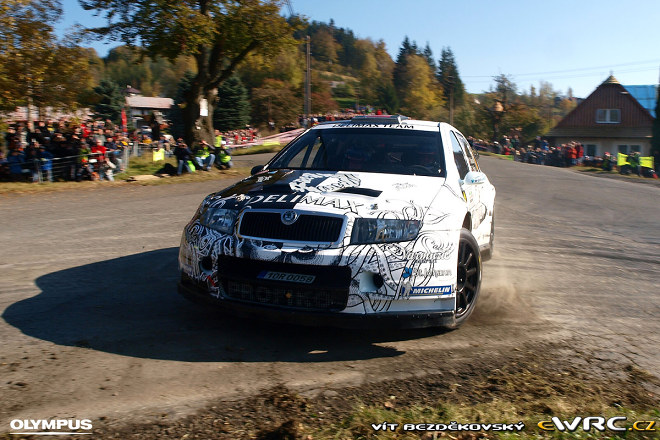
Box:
(257, 271, 316, 284)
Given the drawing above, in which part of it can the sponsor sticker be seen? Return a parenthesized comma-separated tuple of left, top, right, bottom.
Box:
(409, 285, 452, 296)
(257, 271, 316, 284)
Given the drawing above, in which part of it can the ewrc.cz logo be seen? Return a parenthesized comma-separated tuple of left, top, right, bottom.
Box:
(10, 419, 93, 435)
(410, 286, 452, 296)
(538, 417, 656, 432)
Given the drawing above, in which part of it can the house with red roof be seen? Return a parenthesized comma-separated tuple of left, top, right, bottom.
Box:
(546, 75, 656, 157)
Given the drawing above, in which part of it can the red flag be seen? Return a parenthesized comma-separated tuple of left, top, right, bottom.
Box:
(121, 109, 128, 133)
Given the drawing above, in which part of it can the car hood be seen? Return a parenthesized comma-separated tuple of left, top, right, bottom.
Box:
(204, 169, 446, 218)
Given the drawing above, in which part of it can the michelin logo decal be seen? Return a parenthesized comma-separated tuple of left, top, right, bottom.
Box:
(409, 285, 452, 296)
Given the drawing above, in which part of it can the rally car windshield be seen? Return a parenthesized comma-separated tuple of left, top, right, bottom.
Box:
(269, 128, 446, 177)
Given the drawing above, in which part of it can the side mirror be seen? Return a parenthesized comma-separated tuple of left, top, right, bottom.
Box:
(251, 165, 266, 175)
(463, 171, 487, 185)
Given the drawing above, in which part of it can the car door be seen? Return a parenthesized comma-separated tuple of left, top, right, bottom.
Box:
(449, 131, 488, 243)
(455, 131, 494, 248)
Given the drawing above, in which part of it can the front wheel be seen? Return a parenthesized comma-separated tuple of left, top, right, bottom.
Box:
(449, 228, 482, 328)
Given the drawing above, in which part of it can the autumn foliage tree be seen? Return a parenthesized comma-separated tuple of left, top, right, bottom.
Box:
(80, 0, 298, 146)
(397, 54, 445, 120)
(0, 0, 93, 120)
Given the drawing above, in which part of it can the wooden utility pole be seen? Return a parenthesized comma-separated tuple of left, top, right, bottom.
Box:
(304, 35, 311, 126)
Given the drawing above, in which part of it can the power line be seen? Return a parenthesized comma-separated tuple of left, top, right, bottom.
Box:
(464, 66, 659, 85)
(462, 59, 660, 79)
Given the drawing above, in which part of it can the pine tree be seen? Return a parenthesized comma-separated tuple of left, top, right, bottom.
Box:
(437, 47, 466, 109)
(214, 76, 251, 131)
(423, 43, 435, 72)
(168, 71, 195, 139)
(92, 79, 124, 123)
(377, 82, 399, 114)
(393, 36, 420, 101)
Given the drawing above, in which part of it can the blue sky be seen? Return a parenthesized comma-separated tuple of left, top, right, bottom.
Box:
(58, 0, 660, 99)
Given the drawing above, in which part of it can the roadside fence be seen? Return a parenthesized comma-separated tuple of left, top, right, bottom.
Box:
(2, 148, 131, 183)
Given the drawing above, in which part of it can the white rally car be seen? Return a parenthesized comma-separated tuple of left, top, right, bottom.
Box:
(178, 115, 495, 328)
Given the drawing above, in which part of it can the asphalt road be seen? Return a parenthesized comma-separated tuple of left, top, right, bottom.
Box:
(0, 156, 658, 429)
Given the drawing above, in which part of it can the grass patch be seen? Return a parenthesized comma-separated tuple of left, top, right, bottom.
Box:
(302, 362, 660, 440)
(478, 151, 514, 161)
(310, 401, 659, 439)
(116, 155, 174, 178)
(0, 155, 250, 194)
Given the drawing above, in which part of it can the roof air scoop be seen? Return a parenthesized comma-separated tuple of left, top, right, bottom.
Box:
(350, 115, 409, 124)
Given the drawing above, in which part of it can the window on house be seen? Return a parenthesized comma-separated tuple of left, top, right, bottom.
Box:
(585, 144, 596, 157)
(596, 109, 621, 123)
(617, 145, 628, 154)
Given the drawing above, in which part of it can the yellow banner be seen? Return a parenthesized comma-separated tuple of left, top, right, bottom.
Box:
(152, 149, 165, 162)
(617, 153, 654, 169)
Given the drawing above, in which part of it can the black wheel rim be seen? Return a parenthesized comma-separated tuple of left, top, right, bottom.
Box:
(456, 239, 479, 318)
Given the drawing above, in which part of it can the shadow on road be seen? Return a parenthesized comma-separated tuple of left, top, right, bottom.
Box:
(3, 248, 446, 363)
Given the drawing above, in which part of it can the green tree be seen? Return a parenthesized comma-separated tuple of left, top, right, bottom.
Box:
(397, 54, 444, 120)
(103, 46, 196, 98)
(311, 27, 338, 64)
(81, 0, 298, 146)
(0, 0, 92, 122)
(168, 71, 196, 139)
(310, 70, 338, 114)
(437, 47, 466, 111)
(422, 42, 435, 72)
(376, 81, 399, 114)
(214, 76, 251, 131)
(250, 79, 299, 128)
(238, 45, 304, 91)
(392, 36, 418, 98)
(91, 79, 125, 123)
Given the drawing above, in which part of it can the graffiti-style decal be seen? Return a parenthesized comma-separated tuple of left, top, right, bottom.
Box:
(178, 166, 491, 316)
(289, 172, 361, 193)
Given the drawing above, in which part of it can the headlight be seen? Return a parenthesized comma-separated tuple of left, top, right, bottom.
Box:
(200, 208, 237, 234)
(350, 218, 421, 244)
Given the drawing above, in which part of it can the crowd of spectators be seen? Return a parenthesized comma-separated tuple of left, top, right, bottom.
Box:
(0, 119, 137, 182)
(468, 135, 657, 177)
(169, 130, 234, 176)
(0, 118, 260, 182)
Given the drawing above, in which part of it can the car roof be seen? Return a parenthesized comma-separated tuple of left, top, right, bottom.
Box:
(313, 115, 445, 132)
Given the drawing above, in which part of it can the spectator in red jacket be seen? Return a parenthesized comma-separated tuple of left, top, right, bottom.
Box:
(91, 139, 111, 181)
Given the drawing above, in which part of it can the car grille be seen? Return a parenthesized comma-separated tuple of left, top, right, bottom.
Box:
(239, 211, 343, 243)
(226, 281, 348, 311)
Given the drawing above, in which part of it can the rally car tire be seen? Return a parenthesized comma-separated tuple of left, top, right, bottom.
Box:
(449, 228, 482, 328)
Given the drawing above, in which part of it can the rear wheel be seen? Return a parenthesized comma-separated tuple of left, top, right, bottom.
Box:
(450, 228, 482, 328)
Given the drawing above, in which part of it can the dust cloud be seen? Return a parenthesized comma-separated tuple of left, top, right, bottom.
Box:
(470, 263, 537, 324)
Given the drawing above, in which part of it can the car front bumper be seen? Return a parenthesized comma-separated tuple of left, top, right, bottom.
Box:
(178, 273, 455, 329)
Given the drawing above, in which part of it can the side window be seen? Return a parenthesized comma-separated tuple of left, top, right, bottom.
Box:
(456, 132, 479, 171)
(450, 131, 470, 179)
